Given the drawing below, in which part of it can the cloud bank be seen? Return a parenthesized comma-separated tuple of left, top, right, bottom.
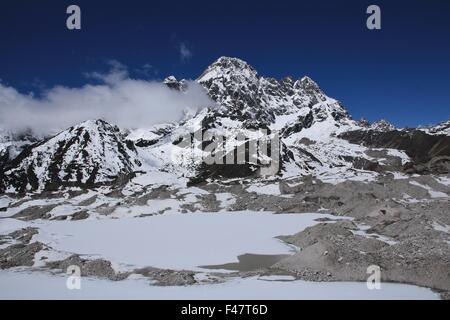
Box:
(0, 63, 214, 136)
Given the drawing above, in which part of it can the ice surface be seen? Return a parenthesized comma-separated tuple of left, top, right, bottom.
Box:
(31, 212, 336, 271)
(0, 271, 439, 300)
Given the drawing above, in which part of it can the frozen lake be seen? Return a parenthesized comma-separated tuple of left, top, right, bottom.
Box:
(31, 211, 337, 270)
(0, 211, 441, 299)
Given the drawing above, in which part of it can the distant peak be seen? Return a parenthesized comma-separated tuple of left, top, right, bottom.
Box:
(163, 75, 177, 83)
(163, 76, 187, 91)
(358, 118, 370, 127)
(370, 119, 396, 132)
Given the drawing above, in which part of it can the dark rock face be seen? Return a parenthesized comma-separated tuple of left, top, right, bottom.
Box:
(0, 148, 9, 168)
(134, 139, 159, 148)
(188, 163, 259, 186)
(340, 129, 450, 173)
(341, 156, 384, 172)
(186, 134, 284, 185)
(281, 111, 314, 138)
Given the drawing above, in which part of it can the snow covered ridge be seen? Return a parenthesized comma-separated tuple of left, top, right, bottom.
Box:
(419, 119, 450, 136)
(0, 120, 140, 193)
(0, 56, 449, 193)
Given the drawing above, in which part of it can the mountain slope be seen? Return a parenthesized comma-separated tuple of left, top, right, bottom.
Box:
(0, 120, 140, 193)
(156, 57, 367, 181)
(340, 128, 450, 174)
(133, 57, 414, 183)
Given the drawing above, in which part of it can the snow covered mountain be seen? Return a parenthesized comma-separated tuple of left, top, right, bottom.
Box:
(150, 57, 368, 181)
(0, 57, 449, 193)
(420, 119, 450, 136)
(196, 57, 355, 132)
(0, 120, 140, 193)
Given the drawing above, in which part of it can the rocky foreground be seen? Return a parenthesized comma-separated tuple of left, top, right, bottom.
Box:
(0, 172, 448, 299)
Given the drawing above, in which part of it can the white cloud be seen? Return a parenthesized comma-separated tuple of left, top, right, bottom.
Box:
(84, 59, 129, 85)
(179, 43, 192, 62)
(0, 62, 214, 137)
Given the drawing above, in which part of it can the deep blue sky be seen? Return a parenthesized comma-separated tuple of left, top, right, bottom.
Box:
(0, 0, 449, 127)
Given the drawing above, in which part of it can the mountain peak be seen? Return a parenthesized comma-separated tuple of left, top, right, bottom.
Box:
(299, 76, 321, 92)
(71, 119, 120, 135)
(197, 56, 258, 83)
(163, 75, 177, 83)
(214, 56, 253, 68)
(78, 118, 109, 127)
(163, 76, 187, 91)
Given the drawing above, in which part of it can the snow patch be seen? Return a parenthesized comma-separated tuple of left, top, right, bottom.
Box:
(409, 181, 448, 198)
